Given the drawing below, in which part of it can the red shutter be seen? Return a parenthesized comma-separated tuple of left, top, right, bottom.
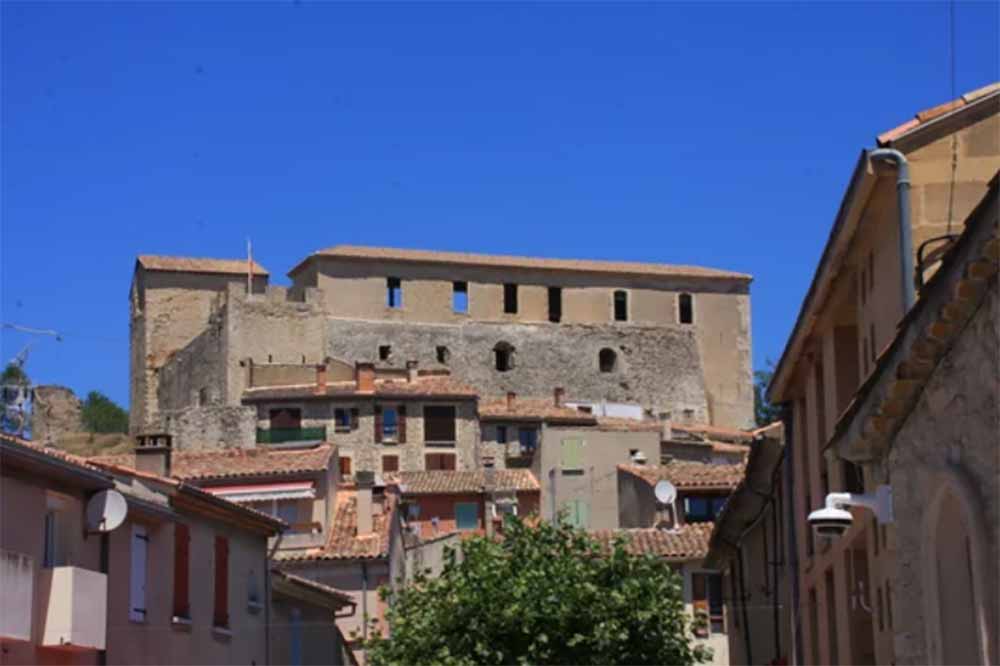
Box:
(398, 405, 407, 443)
(173, 524, 190, 618)
(213, 536, 229, 628)
(443, 454, 456, 471)
(374, 406, 383, 443)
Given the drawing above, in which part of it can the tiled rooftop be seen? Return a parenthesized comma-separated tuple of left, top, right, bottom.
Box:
(478, 397, 598, 423)
(619, 459, 745, 491)
(877, 82, 1000, 145)
(296, 245, 752, 281)
(390, 469, 540, 495)
(670, 422, 754, 444)
(277, 490, 395, 561)
(244, 376, 478, 401)
(590, 523, 714, 561)
(90, 444, 335, 482)
(137, 255, 268, 276)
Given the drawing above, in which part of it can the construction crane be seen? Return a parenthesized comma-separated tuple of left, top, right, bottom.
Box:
(2, 323, 63, 436)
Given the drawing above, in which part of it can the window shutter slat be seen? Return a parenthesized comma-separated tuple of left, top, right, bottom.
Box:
(374, 406, 383, 443)
(398, 405, 407, 443)
(214, 536, 229, 628)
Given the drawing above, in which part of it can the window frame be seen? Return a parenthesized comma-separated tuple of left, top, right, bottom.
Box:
(547, 286, 562, 323)
(678, 293, 694, 325)
(613, 290, 628, 322)
(503, 283, 518, 314)
(386, 277, 402, 309)
(454, 502, 479, 531)
(452, 281, 469, 314)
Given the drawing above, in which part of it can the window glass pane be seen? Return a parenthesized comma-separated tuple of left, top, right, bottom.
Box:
(334, 408, 350, 428)
(455, 503, 478, 530)
(519, 428, 538, 452)
(277, 501, 298, 525)
(685, 497, 710, 522)
(387, 278, 402, 308)
(497, 425, 507, 444)
(383, 408, 398, 438)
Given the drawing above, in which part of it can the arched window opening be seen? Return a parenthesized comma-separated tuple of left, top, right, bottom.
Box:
(599, 348, 617, 373)
(679, 293, 694, 324)
(613, 290, 628, 322)
(494, 342, 515, 372)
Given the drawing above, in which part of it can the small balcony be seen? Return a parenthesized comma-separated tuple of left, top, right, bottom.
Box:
(256, 426, 327, 445)
(1, 550, 34, 642)
(37, 566, 107, 650)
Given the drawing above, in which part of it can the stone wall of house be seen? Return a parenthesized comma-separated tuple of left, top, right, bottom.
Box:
(327, 319, 714, 423)
(154, 404, 258, 451)
(888, 278, 998, 665)
(31, 385, 82, 444)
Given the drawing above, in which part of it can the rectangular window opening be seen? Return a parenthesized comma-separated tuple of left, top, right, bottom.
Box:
(452, 281, 468, 314)
(425, 453, 456, 471)
(548, 287, 562, 323)
(455, 502, 478, 530)
(679, 293, 694, 324)
(518, 428, 538, 455)
(613, 290, 628, 322)
(387, 277, 402, 309)
(334, 408, 352, 433)
(382, 455, 399, 473)
(213, 536, 229, 629)
(503, 283, 518, 314)
(173, 523, 190, 619)
(497, 425, 508, 444)
(424, 405, 457, 444)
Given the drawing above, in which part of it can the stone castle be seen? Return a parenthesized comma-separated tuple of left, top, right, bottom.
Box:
(129, 246, 755, 468)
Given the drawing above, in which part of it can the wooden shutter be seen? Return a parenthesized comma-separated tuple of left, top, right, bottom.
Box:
(443, 454, 456, 471)
(173, 524, 190, 618)
(397, 405, 407, 443)
(214, 536, 229, 628)
(350, 407, 359, 430)
(374, 406, 383, 443)
(424, 406, 456, 442)
(561, 439, 583, 470)
(130, 525, 148, 622)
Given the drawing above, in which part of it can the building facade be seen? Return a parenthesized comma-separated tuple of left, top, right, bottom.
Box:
(767, 84, 999, 665)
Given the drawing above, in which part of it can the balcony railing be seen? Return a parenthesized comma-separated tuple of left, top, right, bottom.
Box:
(256, 426, 327, 444)
(38, 566, 107, 650)
(1, 550, 33, 642)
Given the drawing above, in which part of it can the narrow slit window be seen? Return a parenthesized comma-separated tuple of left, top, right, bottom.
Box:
(436, 346, 450, 364)
(678, 293, 694, 324)
(387, 277, 402, 309)
(452, 281, 468, 314)
(494, 342, 514, 372)
(613, 290, 628, 322)
(548, 287, 562, 323)
(379, 345, 391, 361)
(598, 348, 617, 373)
(503, 283, 518, 314)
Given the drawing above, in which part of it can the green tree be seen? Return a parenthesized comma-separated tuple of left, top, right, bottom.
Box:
(361, 517, 711, 666)
(754, 361, 782, 427)
(80, 391, 128, 434)
(2, 362, 29, 387)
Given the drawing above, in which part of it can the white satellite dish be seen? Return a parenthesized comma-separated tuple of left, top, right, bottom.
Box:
(654, 480, 677, 505)
(86, 489, 128, 533)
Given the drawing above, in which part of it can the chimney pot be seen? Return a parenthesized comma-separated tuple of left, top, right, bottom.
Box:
(553, 387, 565, 408)
(356, 362, 376, 393)
(506, 391, 516, 410)
(134, 433, 172, 477)
(314, 364, 328, 395)
(355, 470, 375, 536)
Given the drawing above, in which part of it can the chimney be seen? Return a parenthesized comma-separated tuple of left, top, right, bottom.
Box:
(135, 433, 172, 477)
(406, 360, 419, 383)
(356, 362, 375, 393)
(553, 387, 565, 408)
(659, 413, 673, 442)
(314, 363, 328, 396)
(506, 391, 516, 410)
(355, 470, 374, 536)
(482, 458, 496, 538)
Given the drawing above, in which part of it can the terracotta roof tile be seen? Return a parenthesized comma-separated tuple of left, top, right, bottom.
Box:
(593, 417, 662, 432)
(877, 82, 999, 145)
(390, 469, 540, 495)
(670, 423, 754, 443)
(1, 432, 111, 476)
(137, 255, 268, 276)
(590, 523, 714, 561)
(277, 490, 395, 561)
(271, 569, 356, 608)
(619, 460, 744, 490)
(479, 397, 598, 423)
(90, 445, 334, 481)
(295, 245, 752, 281)
(244, 376, 478, 401)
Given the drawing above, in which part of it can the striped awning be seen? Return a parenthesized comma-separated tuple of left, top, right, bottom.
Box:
(205, 481, 315, 502)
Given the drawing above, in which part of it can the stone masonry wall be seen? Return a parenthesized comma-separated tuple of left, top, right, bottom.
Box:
(31, 385, 82, 444)
(156, 404, 258, 451)
(888, 279, 999, 665)
(327, 319, 711, 422)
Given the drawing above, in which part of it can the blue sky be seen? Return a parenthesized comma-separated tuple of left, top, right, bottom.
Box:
(2, 1, 997, 408)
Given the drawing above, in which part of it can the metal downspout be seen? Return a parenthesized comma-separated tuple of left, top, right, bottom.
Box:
(782, 402, 803, 665)
(868, 148, 915, 312)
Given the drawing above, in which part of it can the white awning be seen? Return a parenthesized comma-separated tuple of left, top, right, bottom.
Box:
(205, 481, 315, 503)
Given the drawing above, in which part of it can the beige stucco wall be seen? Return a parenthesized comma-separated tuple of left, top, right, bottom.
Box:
(253, 398, 479, 474)
(534, 425, 660, 529)
(678, 562, 730, 666)
(270, 595, 350, 666)
(104, 505, 270, 665)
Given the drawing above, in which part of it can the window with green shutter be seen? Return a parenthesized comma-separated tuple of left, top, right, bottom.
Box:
(560, 438, 584, 471)
(561, 499, 589, 528)
(455, 502, 479, 530)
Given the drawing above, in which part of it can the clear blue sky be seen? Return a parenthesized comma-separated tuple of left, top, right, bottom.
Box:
(2, 2, 997, 408)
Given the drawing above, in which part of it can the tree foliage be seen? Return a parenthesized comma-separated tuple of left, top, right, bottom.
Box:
(361, 517, 711, 666)
(80, 391, 128, 434)
(2, 362, 29, 388)
(754, 361, 782, 427)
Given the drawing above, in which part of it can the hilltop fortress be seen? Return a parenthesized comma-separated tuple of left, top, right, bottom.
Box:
(129, 246, 754, 462)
